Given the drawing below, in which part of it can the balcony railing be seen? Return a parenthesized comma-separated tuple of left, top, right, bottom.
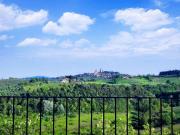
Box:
(0, 95, 179, 135)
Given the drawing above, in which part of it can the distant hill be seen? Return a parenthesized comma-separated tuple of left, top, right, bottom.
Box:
(24, 76, 61, 82)
(72, 70, 130, 81)
(17, 69, 180, 81)
(58, 70, 131, 83)
(159, 70, 180, 77)
(24, 76, 49, 79)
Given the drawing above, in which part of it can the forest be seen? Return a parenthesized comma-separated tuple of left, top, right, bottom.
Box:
(0, 75, 179, 134)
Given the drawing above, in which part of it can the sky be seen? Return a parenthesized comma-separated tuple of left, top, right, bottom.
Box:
(0, 0, 180, 78)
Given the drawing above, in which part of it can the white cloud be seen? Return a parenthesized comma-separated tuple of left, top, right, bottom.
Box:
(29, 27, 180, 58)
(42, 12, 94, 36)
(115, 8, 172, 31)
(0, 3, 48, 31)
(17, 38, 57, 47)
(111, 8, 180, 54)
(31, 27, 180, 58)
(0, 34, 13, 41)
(104, 28, 180, 55)
(67, 9, 180, 56)
(20, 8, 180, 58)
(60, 38, 92, 48)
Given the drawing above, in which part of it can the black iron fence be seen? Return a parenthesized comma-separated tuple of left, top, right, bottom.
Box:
(0, 96, 179, 135)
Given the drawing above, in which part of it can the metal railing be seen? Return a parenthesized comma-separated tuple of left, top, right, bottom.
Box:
(0, 95, 179, 135)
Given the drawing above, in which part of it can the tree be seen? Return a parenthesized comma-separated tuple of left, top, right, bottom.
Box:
(131, 98, 149, 129)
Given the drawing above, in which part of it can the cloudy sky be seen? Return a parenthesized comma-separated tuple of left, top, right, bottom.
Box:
(0, 0, 180, 78)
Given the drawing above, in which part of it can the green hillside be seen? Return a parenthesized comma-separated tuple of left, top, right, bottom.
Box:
(0, 76, 179, 134)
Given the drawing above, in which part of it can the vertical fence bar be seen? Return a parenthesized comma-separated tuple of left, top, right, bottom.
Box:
(26, 96, 29, 135)
(12, 97, 15, 135)
(39, 98, 43, 135)
(160, 98, 162, 135)
(66, 98, 68, 135)
(78, 97, 81, 135)
(53, 97, 55, 135)
(103, 97, 105, 135)
(91, 97, 93, 135)
(115, 97, 117, 135)
(171, 97, 173, 135)
(149, 98, 151, 135)
(137, 98, 140, 135)
(126, 97, 128, 135)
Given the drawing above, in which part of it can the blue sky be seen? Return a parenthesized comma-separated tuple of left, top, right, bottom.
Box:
(0, 0, 180, 78)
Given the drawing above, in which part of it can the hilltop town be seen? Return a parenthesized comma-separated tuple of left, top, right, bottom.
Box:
(61, 69, 130, 83)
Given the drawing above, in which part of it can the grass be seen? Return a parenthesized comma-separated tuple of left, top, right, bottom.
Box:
(23, 82, 60, 92)
(85, 79, 107, 84)
(174, 106, 180, 121)
(0, 113, 127, 135)
(1, 112, 180, 135)
(85, 76, 180, 86)
(115, 77, 156, 85)
(155, 76, 180, 84)
(45, 113, 127, 135)
(22, 76, 180, 93)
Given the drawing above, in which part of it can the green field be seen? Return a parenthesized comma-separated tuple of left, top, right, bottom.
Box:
(1, 113, 180, 135)
(86, 76, 180, 86)
(0, 113, 127, 135)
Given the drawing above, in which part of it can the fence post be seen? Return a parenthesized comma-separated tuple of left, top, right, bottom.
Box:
(12, 97, 15, 135)
(53, 97, 55, 135)
(26, 94, 29, 135)
(126, 97, 128, 135)
(171, 96, 174, 135)
(115, 97, 117, 135)
(91, 97, 93, 135)
(137, 98, 140, 135)
(149, 97, 151, 135)
(66, 98, 68, 135)
(39, 98, 43, 135)
(160, 98, 162, 135)
(103, 97, 105, 135)
(78, 97, 81, 135)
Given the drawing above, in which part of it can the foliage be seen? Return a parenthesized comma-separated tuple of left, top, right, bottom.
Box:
(0, 76, 179, 134)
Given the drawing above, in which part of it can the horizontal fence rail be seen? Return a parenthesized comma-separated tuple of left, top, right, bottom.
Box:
(0, 95, 179, 135)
